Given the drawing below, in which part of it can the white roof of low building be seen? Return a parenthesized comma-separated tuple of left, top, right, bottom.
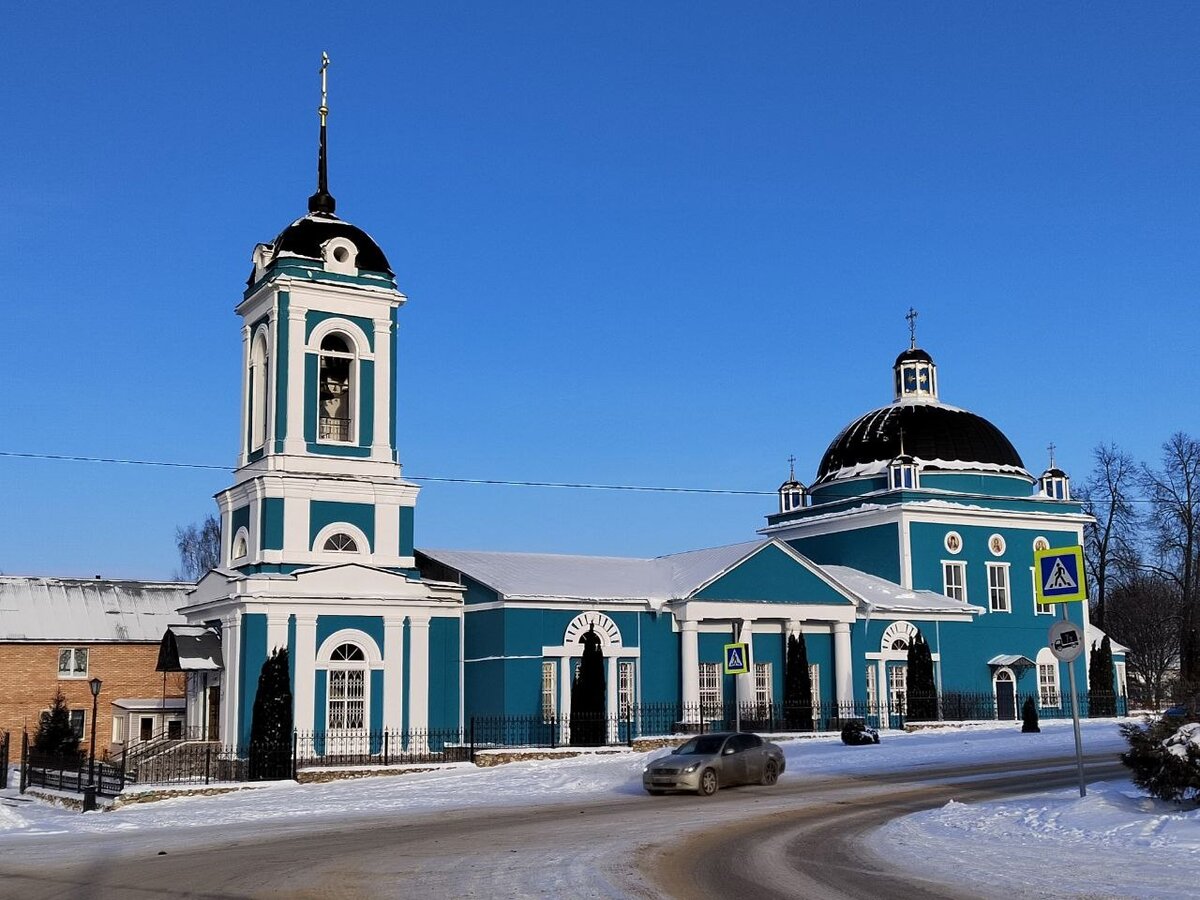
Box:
(820, 565, 982, 617)
(0, 576, 189, 642)
(111, 698, 186, 711)
(420, 541, 764, 602)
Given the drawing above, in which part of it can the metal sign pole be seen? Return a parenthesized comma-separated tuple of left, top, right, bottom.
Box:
(1062, 605, 1087, 798)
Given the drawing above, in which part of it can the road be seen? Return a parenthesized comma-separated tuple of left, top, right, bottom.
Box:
(0, 752, 1124, 900)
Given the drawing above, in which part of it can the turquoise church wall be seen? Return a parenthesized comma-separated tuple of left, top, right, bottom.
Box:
(638, 613, 679, 706)
(310, 501, 375, 551)
(239, 613, 268, 748)
(790, 524, 901, 581)
(428, 617, 461, 729)
(260, 498, 285, 550)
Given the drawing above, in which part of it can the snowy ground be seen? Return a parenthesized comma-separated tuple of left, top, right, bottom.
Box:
(2, 719, 1197, 897)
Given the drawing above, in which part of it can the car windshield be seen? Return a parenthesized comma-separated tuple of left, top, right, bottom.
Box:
(674, 735, 727, 756)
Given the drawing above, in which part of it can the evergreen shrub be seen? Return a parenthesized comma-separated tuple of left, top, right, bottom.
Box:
(1120, 716, 1200, 804)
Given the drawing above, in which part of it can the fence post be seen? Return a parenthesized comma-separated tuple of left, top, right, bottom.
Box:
(551, 715, 557, 750)
(291, 732, 298, 781)
(469, 717, 476, 764)
(626, 703, 633, 748)
(383, 731, 390, 766)
(119, 745, 127, 791)
(19, 732, 28, 793)
(204, 742, 211, 786)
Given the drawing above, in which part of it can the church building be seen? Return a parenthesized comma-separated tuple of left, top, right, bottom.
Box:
(169, 64, 1123, 748)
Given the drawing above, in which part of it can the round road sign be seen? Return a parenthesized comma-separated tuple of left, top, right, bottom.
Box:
(1048, 620, 1085, 662)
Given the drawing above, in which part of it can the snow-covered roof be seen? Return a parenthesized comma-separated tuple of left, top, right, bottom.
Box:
(819, 566, 982, 617)
(419, 541, 764, 603)
(158, 625, 223, 671)
(0, 576, 189, 642)
(988, 654, 1036, 668)
(111, 698, 186, 711)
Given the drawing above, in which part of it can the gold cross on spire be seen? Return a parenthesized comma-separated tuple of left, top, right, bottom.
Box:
(906, 307, 918, 349)
(318, 52, 330, 125)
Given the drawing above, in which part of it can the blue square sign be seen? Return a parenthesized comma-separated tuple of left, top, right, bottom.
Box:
(1033, 545, 1087, 604)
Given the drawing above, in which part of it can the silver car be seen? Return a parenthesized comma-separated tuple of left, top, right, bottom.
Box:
(642, 731, 786, 796)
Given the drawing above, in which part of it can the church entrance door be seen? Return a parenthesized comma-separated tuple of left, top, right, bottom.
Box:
(994, 670, 1016, 720)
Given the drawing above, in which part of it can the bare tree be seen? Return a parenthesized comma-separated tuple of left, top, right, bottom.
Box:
(1078, 443, 1140, 630)
(1105, 572, 1181, 709)
(175, 514, 221, 581)
(1141, 433, 1200, 694)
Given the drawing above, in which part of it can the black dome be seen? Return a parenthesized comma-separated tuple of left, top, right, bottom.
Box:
(249, 213, 392, 286)
(816, 402, 1026, 482)
(894, 346, 934, 366)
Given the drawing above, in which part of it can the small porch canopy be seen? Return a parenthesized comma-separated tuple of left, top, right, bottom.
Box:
(987, 654, 1035, 671)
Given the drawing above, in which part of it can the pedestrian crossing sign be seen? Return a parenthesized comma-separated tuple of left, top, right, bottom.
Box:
(723, 642, 750, 675)
(1033, 545, 1087, 604)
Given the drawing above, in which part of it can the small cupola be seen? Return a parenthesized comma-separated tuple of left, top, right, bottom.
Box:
(888, 452, 919, 490)
(778, 456, 808, 513)
(1039, 443, 1070, 500)
(893, 308, 938, 401)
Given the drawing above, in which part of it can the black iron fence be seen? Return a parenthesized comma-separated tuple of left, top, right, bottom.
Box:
(15, 691, 1130, 795)
(1, 730, 9, 790)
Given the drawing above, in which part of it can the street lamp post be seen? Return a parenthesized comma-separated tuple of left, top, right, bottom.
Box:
(84, 676, 102, 812)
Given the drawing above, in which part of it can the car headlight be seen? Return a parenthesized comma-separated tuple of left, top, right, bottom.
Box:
(643, 765, 650, 773)
(683, 762, 700, 773)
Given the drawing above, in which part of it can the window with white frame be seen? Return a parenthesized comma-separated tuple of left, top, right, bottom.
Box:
(323, 532, 359, 553)
(888, 665, 907, 716)
(317, 333, 355, 442)
(943, 561, 966, 602)
(112, 715, 125, 744)
(987, 563, 1011, 612)
(699, 663, 721, 715)
(326, 643, 367, 731)
(618, 661, 635, 718)
(1038, 660, 1060, 708)
(808, 664, 820, 703)
(541, 660, 556, 722)
(1032, 566, 1055, 615)
(1115, 662, 1127, 698)
(249, 329, 269, 451)
(231, 528, 249, 563)
(865, 665, 878, 712)
(58, 647, 88, 678)
(754, 662, 773, 711)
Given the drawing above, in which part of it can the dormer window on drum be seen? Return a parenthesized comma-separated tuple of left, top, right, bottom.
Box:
(889, 454, 919, 490)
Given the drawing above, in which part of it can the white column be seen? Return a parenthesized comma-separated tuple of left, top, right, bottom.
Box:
(372, 317, 392, 462)
(221, 614, 241, 747)
(736, 624, 755, 709)
(681, 620, 700, 722)
(292, 614, 318, 734)
(558, 654, 573, 744)
(833, 622, 854, 711)
(382, 617, 405, 731)
(237, 325, 251, 468)
(265, 306, 278, 451)
(266, 611, 289, 657)
(284, 303, 308, 456)
(408, 615, 431, 733)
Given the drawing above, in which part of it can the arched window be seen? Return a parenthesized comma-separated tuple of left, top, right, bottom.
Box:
(231, 528, 249, 563)
(249, 330, 269, 450)
(323, 533, 358, 553)
(327, 642, 367, 731)
(318, 333, 354, 442)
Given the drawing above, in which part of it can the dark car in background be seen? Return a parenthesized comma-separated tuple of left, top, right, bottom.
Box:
(642, 731, 785, 796)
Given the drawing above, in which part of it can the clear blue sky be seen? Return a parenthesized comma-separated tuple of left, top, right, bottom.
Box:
(5, 2, 1198, 578)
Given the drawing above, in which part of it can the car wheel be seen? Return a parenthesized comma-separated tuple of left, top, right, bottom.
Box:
(761, 759, 779, 786)
(698, 768, 719, 796)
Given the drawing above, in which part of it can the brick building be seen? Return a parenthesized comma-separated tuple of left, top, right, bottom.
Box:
(0, 577, 189, 756)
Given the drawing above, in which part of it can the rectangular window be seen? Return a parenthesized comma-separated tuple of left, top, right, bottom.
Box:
(753, 662, 773, 715)
(618, 661, 635, 718)
(1038, 663, 1060, 708)
(328, 669, 366, 730)
(140, 716, 154, 742)
(865, 665, 878, 712)
(889, 665, 907, 716)
(1115, 662, 1127, 698)
(57, 647, 89, 678)
(943, 562, 966, 602)
(69, 710, 85, 741)
(1032, 567, 1055, 615)
(112, 716, 125, 744)
(541, 660, 557, 722)
(699, 662, 721, 715)
(987, 563, 1010, 612)
(167, 719, 184, 740)
(808, 664, 820, 702)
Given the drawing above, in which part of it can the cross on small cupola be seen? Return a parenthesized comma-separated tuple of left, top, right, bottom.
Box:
(893, 308, 938, 402)
(1039, 441, 1070, 500)
(777, 454, 808, 513)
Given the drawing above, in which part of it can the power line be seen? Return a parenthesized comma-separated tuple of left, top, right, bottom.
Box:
(0, 450, 774, 496)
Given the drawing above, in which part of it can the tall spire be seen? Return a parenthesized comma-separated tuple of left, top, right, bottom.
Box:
(308, 52, 337, 216)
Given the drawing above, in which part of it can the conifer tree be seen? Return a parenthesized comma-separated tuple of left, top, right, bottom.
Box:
(1021, 696, 1041, 733)
(570, 626, 606, 746)
(32, 687, 82, 761)
(248, 647, 293, 780)
(784, 633, 813, 730)
(1088, 636, 1116, 717)
(906, 632, 938, 721)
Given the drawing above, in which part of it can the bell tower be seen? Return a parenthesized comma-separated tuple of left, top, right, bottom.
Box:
(218, 53, 417, 575)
